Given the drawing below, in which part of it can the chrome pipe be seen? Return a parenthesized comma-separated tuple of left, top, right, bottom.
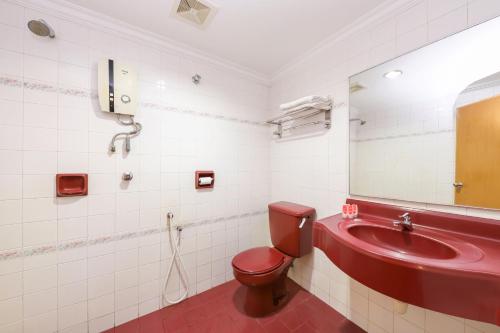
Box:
(274, 109, 325, 125)
(109, 115, 142, 153)
(125, 135, 131, 152)
(282, 120, 330, 132)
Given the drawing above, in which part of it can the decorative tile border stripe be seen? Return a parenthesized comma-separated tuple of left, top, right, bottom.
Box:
(0, 210, 267, 261)
(179, 210, 267, 229)
(351, 129, 454, 142)
(140, 102, 267, 126)
(1, 76, 92, 97)
(0, 76, 268, 127)
(0, 77, 22, 88)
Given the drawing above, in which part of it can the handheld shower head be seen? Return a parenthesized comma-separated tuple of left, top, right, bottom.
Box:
(27, 19, 55, 38)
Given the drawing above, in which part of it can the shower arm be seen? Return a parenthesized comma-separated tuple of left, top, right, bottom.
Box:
(109, 115, 142, 153)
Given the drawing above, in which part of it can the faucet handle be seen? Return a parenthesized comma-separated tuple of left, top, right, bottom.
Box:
(395, 212, 413, 231)
(399, 212, 410, 220)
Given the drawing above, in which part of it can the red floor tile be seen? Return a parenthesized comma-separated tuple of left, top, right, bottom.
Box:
(162, 307, 189, 331)
(278, 308, 304, 331)
(139, 312, 163, 332)
(262, 319, 290, 333)
(293, 322, 318, 333)
(113, 319, 139, 333)
(105, 279, 366, 333)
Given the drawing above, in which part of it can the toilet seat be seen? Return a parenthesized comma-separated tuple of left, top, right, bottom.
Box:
(232, 247, 284, 275)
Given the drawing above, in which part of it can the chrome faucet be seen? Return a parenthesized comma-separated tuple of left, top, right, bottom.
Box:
(109, 115, 142, 153)
(393, 212, 413, 231)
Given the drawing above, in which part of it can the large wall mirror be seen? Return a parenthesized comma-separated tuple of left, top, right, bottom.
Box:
(349, 16, 500, 210)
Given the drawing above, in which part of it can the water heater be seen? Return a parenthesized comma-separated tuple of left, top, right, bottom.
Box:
(98, 59, 138, 116)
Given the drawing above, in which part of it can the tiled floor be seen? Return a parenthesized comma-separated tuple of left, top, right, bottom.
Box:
(104, 279, 365, 333)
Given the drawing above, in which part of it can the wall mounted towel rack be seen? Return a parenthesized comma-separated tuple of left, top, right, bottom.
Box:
(267, 102, 333, 138)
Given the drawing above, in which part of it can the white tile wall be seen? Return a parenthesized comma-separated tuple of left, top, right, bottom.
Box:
(270, 1, 500, 332)
(0, 0, 270, 332)
(288, 248, 500, 333)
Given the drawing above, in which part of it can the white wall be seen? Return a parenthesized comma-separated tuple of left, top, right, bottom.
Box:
(0, 0, 270, 332)
(270, 1, 500, 333)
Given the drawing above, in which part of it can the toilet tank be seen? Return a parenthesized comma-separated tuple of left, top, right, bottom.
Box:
(268, 202, 316, 258)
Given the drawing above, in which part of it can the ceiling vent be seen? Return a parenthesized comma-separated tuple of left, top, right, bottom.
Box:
(349, 82, 366, 94)
(172, 0, 218, 29)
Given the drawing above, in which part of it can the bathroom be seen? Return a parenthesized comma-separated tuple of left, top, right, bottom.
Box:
(0, 0, 499, 332)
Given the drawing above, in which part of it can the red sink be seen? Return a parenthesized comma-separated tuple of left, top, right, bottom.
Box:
(314, 199, 500, 326)
(347, 224, 457, 260)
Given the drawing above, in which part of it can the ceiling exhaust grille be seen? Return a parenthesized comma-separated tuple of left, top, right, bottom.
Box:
(174, 0, 217, 28)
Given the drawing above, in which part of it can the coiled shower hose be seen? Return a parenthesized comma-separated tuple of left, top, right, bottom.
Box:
(162, 212, 190, 305)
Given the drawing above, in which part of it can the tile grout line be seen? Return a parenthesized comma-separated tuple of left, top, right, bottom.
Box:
(0, 76, 269, 128)
(0, 210, 267, 262)
(20, 23, 26, 329)
(352, 129, 454, 142)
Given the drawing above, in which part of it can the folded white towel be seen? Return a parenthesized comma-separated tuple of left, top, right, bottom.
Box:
(280, 96, 330, 111)
(282, 102, 331, 115)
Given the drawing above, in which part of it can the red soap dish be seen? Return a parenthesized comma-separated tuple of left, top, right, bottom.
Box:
(56, 174, 88, 197)
(195, 171, 214, 189)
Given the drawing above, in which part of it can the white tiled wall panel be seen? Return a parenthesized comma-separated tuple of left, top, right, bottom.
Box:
(270, 1, 500, 333)
(0, 0, 270, 331)
(287, 248, 500, 333)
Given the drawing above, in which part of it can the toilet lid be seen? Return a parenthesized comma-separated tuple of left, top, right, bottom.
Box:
(232, 247, 284, 274)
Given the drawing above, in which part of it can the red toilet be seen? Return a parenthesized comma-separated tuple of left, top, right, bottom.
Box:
(232, 201, 316, 316)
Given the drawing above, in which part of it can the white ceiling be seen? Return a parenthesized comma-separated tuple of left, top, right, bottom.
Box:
(62, 0, 388, 76)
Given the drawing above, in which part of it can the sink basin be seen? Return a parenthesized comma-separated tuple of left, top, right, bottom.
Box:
(347, 224, 457, 259)
(314, 199, 498, 326)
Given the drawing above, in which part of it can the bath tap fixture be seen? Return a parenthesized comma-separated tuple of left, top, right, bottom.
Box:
(122, 172, 133, 181)
(393, 212, 413, 231)
(109, 115, 142, 153)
